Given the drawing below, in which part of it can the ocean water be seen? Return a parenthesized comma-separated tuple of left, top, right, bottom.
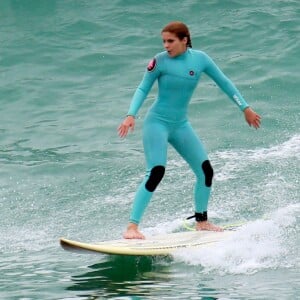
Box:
(0, 0, 299, 299)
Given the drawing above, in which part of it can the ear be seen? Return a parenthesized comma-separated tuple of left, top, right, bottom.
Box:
(182, 36, 188, 45)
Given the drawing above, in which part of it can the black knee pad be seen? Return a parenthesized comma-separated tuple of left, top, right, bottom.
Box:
(202, 160, 213, 187)
(145, 165, 165, 192)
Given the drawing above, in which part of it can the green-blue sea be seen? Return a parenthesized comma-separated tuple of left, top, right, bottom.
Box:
(1, 0, 299, 299)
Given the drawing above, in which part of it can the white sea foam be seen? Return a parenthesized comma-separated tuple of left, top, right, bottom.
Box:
(214, 134, 300, 181)
(173, 203, 299, 275)
(143, 219, 184, 236)
(0, 227, 51, 253)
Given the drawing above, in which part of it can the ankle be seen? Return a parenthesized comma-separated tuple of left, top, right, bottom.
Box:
(127, 223, 139, 230)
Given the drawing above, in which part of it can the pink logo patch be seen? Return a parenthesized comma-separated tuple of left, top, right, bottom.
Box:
(189, 70, 194, 76)
(147, 58, 156, 71)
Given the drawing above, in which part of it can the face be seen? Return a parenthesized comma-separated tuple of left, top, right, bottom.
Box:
(161, 31, 187, 57)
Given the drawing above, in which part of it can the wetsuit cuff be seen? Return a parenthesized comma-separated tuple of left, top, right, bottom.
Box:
(241, 105, 250, 112)
(129, 219, 139, 225)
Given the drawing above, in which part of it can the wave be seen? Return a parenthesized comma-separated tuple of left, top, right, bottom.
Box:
(213, 134, 300, 181)
(174, 203, 299, 275)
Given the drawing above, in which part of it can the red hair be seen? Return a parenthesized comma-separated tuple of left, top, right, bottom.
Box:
(161, 21, 192, 48)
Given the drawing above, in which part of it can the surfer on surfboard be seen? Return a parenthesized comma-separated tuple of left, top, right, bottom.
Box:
(118, 21, 261, 239)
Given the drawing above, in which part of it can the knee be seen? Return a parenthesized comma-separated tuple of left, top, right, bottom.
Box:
(202, 160, 213, 187)
(145, 165, 165, 192)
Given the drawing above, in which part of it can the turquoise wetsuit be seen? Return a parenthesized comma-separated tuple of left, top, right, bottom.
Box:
(127, 48, 249, 224)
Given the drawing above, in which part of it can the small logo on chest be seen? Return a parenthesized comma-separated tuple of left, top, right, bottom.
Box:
(189, 70, 195, 76)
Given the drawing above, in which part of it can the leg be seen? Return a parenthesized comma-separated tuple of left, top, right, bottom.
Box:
(124, 118, 168, 239)
(169, 122, 222, 231)
(169, 122, 210, 212)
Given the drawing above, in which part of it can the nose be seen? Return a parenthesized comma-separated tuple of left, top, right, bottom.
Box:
(164, 42, 170, 50)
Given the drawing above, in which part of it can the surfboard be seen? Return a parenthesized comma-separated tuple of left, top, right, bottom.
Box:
(60, 230, 233, 256)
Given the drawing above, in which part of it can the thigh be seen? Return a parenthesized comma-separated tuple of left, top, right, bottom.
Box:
(169, 122, 208, 173)
(143, 117, 168, 169)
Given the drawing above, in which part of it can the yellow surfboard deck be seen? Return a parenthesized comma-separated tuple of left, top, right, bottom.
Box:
(60, 230, 233, 256)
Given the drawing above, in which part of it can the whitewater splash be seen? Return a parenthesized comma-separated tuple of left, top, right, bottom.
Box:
(173, 204, 299, 275)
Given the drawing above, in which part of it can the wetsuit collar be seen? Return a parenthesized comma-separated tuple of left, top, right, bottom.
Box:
(173, 48, 189, 59)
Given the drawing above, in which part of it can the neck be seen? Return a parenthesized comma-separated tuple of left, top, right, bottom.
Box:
(176, 48, 188, 57)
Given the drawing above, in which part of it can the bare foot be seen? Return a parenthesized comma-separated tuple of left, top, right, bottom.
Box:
(123, 223, 145, 239)
(196, 221, 223, 232)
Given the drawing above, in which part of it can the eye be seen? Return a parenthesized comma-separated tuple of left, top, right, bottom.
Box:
(163, 39, 175, 44)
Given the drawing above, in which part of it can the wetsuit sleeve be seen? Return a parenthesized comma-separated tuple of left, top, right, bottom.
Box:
(127, 58, 160, 117)
(202, 53, 249, 111)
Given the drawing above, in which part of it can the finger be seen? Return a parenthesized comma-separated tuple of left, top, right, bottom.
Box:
(117, 125, 123, 134)
(255, 117, 261, 127)
(253, 120, 260, 129)
(120, 128, 127, 138)
(118, 125, 127, 138)
(123, 126, 130, 137)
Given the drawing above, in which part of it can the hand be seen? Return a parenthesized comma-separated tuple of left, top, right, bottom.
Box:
(118, 115, 135, 138)
(243, 107, 261, 129)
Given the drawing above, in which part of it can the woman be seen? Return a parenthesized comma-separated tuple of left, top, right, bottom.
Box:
(118, 21, 261, 239)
